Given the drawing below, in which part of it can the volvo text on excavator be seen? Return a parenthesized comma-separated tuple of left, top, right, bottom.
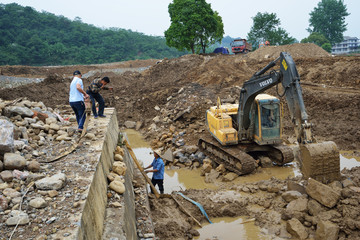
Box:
(199, 52, 340, 183)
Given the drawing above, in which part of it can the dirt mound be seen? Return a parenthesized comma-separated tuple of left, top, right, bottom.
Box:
(247, 43, 331, 60)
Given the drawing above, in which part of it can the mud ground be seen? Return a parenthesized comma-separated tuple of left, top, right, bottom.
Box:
(1, 43, 360, 239)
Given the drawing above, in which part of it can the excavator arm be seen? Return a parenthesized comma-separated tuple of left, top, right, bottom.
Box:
(237, 52, 340, 183)
(238, 52, 312, 144)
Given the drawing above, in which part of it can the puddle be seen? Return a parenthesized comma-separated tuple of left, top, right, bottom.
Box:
(124, 129, 217, 193)
(194, 216, 271, 240)
(233, 162, 301, 185)
(340, 151, 360, 170)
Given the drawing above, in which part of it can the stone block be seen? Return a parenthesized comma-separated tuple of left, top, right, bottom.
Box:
(3, 153, 26, 170)
(282, 191, 303, 202)
(306, 178, 340, 208)
(124, 121, 136, 129)
(286, 218, 308, 240)
(315, 220, 339, 240)
(4, 106, 34, 118)
(35, 172, 67, 190)
(0, 170, 13, 182)
(0, 119, 14, 153)
(109, 180, 125, 194)
(286, 198, 308, 212)
(5, 210, 29, 226)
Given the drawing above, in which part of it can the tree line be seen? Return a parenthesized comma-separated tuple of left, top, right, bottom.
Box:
(0, 0, 350, 66)
(165, 0, 349, 53)
(0, 3, 186, 66)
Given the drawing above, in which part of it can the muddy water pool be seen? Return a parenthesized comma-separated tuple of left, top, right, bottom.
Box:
(124, 129, 217, 193)
(194, 216, 271, 240)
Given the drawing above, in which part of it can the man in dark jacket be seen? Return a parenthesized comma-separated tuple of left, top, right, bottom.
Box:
(86, 76, 112, 118)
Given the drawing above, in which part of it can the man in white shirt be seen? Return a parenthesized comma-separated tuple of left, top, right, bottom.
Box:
(69, 70, 89, 132)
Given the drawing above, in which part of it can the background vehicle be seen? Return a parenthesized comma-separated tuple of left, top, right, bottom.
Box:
(230, 38, 252, 54)
(199, 52, 340, 183)
(213, 47, 230, 54)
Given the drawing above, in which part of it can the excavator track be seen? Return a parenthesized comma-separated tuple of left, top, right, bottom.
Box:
(268, 144, 294, 165)
(198, 135, 256, 175)
(198, 135, 295, 175)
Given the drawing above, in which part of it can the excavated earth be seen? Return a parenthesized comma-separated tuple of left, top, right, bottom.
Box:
(1, 43, 360, 239)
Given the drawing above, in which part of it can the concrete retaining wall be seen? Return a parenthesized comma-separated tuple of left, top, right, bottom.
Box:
(73, 108, 137, 239)
(123, 146, 137, 240)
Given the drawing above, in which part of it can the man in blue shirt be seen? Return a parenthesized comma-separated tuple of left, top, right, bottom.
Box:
(69, 70, 89, 132)
(144, 149, 165, 194)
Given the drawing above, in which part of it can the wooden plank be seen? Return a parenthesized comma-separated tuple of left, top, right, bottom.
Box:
(171, 194, 202, 228)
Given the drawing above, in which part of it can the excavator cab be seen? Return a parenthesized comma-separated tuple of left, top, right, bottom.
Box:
(253, 94, 282, 145)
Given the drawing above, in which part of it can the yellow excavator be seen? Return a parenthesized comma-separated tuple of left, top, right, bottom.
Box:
(199, 52, 340, 183)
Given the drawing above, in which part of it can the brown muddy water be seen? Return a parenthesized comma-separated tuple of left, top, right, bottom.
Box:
(124, 129, 360, 240)
(194, 216, 271, 240)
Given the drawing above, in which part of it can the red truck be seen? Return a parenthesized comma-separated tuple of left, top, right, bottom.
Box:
(230, 38, 252, 54)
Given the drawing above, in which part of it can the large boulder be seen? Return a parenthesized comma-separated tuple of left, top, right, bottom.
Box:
(0, 170, 13, 182)
(112, 162, 127, 176)
(109, 180, 125, 194)
(282, 191, 303, 203)
(306, 178, 340, 208)
(184, 145, 199, 154)
(286, 218, 308, 240)
(124, 121, 136, 129)
(223, 172, 238, 182)
(315, 220, 339, 240)
(0, 119, 14, 153)
(286, 198, 308, 212)
(205, 169, 220, 183)
(3, 188, 21, 198)
(0, 194, 9, 211)
(5, 210, 30, 226)
(3, 153, 26, 170)
(287, 180, 306, 194)
(162, 148, 174, 163)
(29, 197, 47, 209)
(4, 106, 34, 118)
(308, 199, 325, 216)
(35, 172, 67, 190)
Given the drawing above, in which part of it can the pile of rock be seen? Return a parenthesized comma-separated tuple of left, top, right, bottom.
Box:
(0, 98, 77, 231)
(0, 98, 75, 185)
(231, 175, 360, 240)
(108, 146, 126, 195)
(0, 98, 77, 163)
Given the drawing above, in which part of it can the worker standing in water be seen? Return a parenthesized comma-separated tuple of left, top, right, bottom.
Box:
(86, 76, 113, 118)
(144, 149, 165, 194)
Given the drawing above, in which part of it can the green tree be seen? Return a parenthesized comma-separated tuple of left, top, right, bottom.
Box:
(165, 0, 224, 54)
(308, 0, 349, 45)
(301, 32, 329, 46)
(301, 32, 332, 52)
(247, 12, 296, 48)
(321, 43, 332, 53)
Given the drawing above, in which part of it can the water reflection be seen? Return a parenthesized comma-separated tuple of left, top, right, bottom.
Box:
(340, 152, 360, 170)
(194, 216, 271, 240)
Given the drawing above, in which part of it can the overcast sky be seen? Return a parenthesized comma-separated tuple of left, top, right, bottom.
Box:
(1, 0, 359, 41)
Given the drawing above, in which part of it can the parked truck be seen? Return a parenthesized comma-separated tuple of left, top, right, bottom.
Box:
(230, 38, 252, 54)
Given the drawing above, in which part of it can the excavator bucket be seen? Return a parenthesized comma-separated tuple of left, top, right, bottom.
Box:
(299, 141, 340, 183)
